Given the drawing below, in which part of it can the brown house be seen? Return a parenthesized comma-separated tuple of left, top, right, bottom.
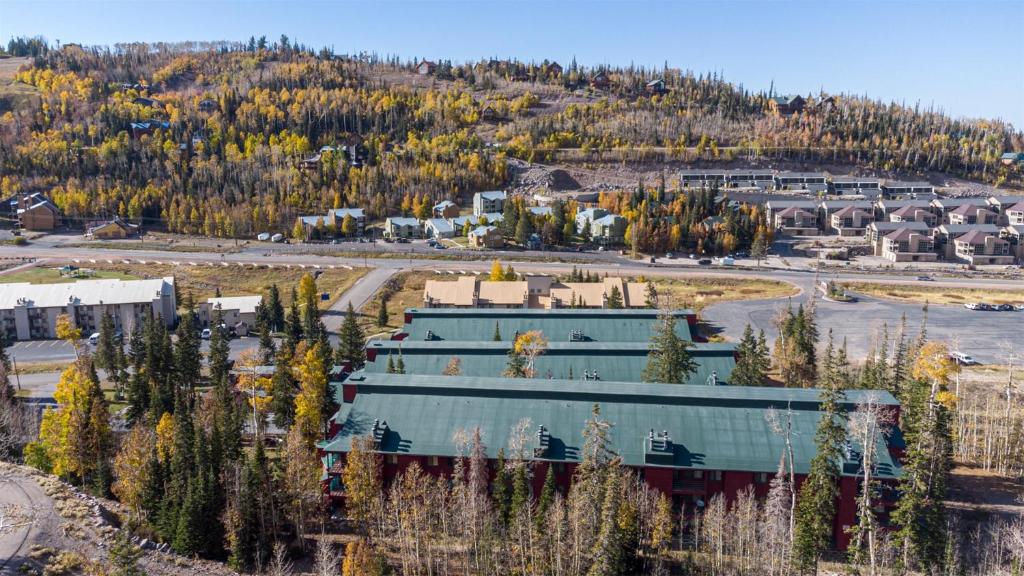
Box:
(590, 72, 611, 90)
(768, 95, 806, 115)
(87, 218, 139, 240)
(17, 193, 60, 231)
(416, 60, 437, 75)
(547, 62, 563, 77)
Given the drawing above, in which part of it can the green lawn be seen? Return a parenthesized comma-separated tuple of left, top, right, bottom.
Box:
(0, 266, 139, 284)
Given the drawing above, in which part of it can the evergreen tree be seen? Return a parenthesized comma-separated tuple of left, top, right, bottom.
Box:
(641, 311, 697, 384)
(175, 298, 202, 396)
(108, 530, 144, 576)
(501, 196, 519, 238)
(493, 321, 502, 341)
(644, 282, 658, 308)
(515, 210, 533, 245)
(731, 323, 768, 386)
(336, 303, 366, 369)
(385, 353, 395, 374)
(266, 284, 285, 333)
(269, 351, 296, 429)
(503, 346, 527, 378)
(492, 449, 512, 527)
(791, 339, 847, 574)
(606, 285, 624, 309)
(394, 353, 405, 374)
(376, 297, 389, 328)
(589, 462, 627, 576)
(94, 311, 117, 371)
(207, 306, 231, 386)
(285, 289, 302, 351)
(535, 464, 556, 532)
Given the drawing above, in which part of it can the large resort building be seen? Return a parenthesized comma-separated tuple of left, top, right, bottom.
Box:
(320, 372, 902, 552)
(0, 277, 177, 340)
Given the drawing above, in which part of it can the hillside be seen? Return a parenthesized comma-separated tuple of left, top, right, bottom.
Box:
(0, 39, 1020, 238)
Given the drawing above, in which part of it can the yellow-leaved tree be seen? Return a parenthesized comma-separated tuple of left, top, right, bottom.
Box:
(293, 342, 328, 444)
(513, 330, 548, 378)
(298, 272, 319, 310)
(29, 360, 110, 483)
(490, 259, 504, 281)
(112, 425, 155, 516)
(235, 349, 274, 436)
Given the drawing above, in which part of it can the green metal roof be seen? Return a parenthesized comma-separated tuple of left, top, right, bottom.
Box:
(365, 341, 736, 385)
(401, 308, 695, 342)
(322, 373, 900, 478)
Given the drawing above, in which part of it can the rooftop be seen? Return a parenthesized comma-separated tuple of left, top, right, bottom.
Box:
(206, 295, 262, 315)
(475, 191, 507, 201)
(0, 277, 174, 310)
(401, 307, 694, 342)
(323, 373, 900, 478)
(366, 341, 736, 384)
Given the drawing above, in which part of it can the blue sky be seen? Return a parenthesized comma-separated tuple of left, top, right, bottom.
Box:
(2, 0, 1022, 127)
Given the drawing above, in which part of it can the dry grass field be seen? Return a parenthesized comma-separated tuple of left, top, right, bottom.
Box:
(845, 281, 1024, 305)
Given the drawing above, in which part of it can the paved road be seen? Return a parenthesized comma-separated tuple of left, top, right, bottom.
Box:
(7, 337, 262, 364)
(703, 276, 1022, 364)
(3, 240, 1022, 367)
(322, 267, 398, 333)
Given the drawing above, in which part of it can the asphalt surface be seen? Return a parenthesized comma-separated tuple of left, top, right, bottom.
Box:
(2, 237, 1023, 368)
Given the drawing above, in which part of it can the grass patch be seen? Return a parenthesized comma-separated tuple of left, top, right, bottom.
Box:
(64, 240, 243, 253)
(651, 276, 798, 311)
(0, 266, 138, 284)
(846, 281, 1024, 305)
(0, 263, 369, 309)
(358, 271, 433, 335)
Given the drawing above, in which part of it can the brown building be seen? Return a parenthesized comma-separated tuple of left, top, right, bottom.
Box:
(87, 218, 139, 240)
(416, 60, 437, 75)
(768, 95, 805, 115)
(882, 229, 937, 263)
(590, 72, 611, 90)
(17, 193, 60, 231)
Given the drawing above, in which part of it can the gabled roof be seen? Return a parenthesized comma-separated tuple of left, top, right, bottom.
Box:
(831, 205, 869, 218)
(425, 218, 454, 234)
(891, 205, 930, 217)
(936, 224, 1001, 235)
(955, 230, 997, 244)
(386, 217, 421, 227)
(433, 200, 456, 210)
(469, 225, 498, 237)
(1004, 202, 1024, 213)
(206, 295, 262, 315)
(528, 206, 553, 216)
(950, 204, 993, 216)
(593, 214, 624, 226)
(867, 221, 930, 232)
(329, 208, 364, 219)
(777, 206, 814, 217)
(884, 228, 922, 242)
(475, 190, 507, 201)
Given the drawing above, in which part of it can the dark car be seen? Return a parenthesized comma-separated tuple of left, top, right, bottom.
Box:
(698, 258, 712, 265)
(977, 303, 995, 311)
(997, 303, 1015, 311)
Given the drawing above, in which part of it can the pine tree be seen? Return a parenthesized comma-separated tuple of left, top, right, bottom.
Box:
(606, 285, 624, 309)
(732, 324, 768, 386)
(385, 353, 395, 374)
(94, 311, 117, 371)
(492, 321, 502, 341)
(266, 284, 284, 333)
(269, 351, 296, 429)
(791, 341, 847, 574)
(175, 298, 202, 397)
(589, 462, 626, 576)
(285, 289, 302, 351)
(536, 465, 556, 532)
(493, 449, 511, 527)
(642, 311, 697, 384)
(207, 306, 231, 386)
(108, 530, 144, 576)
(337, 303, 366, 369)
(394, 353, 405, 374)
(376, 297, 389, 328)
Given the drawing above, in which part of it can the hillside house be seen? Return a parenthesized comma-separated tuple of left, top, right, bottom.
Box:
(881, 181, 935, 199)
(432, 200, 460, 219)
(1005, 202, 1024, 225)
(86, 218, 139, 239)
(932, 224, 1001, 260)
(469, 225, 503, 248)
(680, 170, 727, 188)
(589, 214, 627, 245)
(725, 169, 774, 189)
(424, 218, 455, 239)
(1000, 225, 1024, 261)
(422, 277, 653, 310)
(947, 204, 999, 226)
(829, 206, 875, 236)
(645, 78, 666, 94)
(882, 229, 937, 263)
(888, 205, 937, 226)
(953, 230, 1014, 265)
(416, 60, 437, 75)
(590, 72, 611, 90)
(331, 208, 366, 235)
(865, 221, 930, 256)
(199, 295, 262, 334)
(1000, 152, 1024, 165)
(768, 95, 805, 115)
(16, 193, 60, 231)
(384, 217, 423, 239)
(473, 191, 507, 215)
(774, 172, 827, 193)
(774, 207, 818, 235)
(830, 177, 880, 196)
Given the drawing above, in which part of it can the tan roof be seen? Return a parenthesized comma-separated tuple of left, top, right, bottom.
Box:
(478, 281, 528, 306)
(625, 282, 648, 307)
(424, 276, 477, 307)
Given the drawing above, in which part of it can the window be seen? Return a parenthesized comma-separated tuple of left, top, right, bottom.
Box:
(427, 456, 439, 467)
(755, 472, 768, 484)
(385, 454, 398, 465)
(692, 470, 703, 480)
(711, 471, 722, 482)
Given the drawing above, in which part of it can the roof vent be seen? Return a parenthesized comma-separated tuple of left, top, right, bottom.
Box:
(568, 329, 584, 342)
(425, 329, 435, 341)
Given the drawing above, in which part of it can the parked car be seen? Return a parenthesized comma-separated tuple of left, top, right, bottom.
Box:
(950, 352, 978, 366)
(698, 258, 712, 266)
(997, 304, 1016, 311)
(201, 328, 212, 339)
(88, 332, 100, 345)
(666, 252, 674, 259)
(434, 243, 447, 250)
(1015, 304, 1024, 311)
(396, 237, 410, 244)
(257, 232, 271, 242)
(979, 303, 995, 311)
(916, 275, 933, 281)
(270, 233, 284, 243)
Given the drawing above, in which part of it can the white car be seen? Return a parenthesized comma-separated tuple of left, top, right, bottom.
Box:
(963, 303, 982, 310)
(88, 332, 100, 345)
(201, 328, 212, 339)
(950, 352, 978, 366)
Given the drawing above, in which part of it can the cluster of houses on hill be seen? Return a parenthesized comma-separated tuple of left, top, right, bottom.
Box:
(680, 169, 937, 198)
(764, 195, 1024, 266)
(423, 275, 651, 309)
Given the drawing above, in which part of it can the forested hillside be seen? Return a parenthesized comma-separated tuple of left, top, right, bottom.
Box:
(0, 37, 1020, 237)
